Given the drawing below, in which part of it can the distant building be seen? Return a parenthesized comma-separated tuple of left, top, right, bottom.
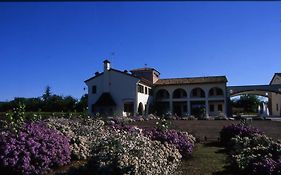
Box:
(269, 73, 281, 116)
(85, 60, 228, 117)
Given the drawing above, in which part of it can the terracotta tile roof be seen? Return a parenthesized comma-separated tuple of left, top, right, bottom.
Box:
(109, 69, 153, 86)
(130, 67, 160, 75)
(139, 78, 153, 86)
(154, 76, 227, 85)
(84, 72, 104, 82)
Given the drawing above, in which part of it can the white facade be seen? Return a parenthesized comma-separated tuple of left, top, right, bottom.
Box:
(85, 61, 153, 116)
(137, 83, 153, 115)
(85, 60, 227, 117)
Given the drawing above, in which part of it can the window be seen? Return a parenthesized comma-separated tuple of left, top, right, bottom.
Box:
(145, 87, 148, 94)
(210, 104, 214, 112)
(138, 84, 144, 93)
(218, 104, 223, 111)
(92, 86, 97, 94)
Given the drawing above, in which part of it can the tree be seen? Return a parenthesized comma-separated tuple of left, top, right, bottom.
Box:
(42, 86, 52, 102)
(63, 96, 77, 112)
(43, 95, 64, 112)
(231, 95, 261, 113)
(0, 86, 87, 113)
(76, 94, 88, 112)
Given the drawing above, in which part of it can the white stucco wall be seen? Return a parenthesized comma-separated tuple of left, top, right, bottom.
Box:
(270, 74, 281, 116)
(86, 69, 140, 116)
(271, 93, 281, 116)
(85, 74, 104, 114)
(137, 83, 153, 115)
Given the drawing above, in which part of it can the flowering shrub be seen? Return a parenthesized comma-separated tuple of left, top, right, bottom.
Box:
(44, 117, 196, 174)
(131, 115, 144, 121)
(155, 118, 171, 131)
(229, 134, 272, 154)
(0, 122, 71, 175)
(109, 123, 141, 133)
(220, 123, 262, 146)
(251, 157, 281, 175)
(231, 138, 281, 174)
(108, 122, 195, 158)
(221, 126, 281, 175)
(45, 118, 107, 160)
(88, 129, 182, 175)
(143, 128, 195, 157)
(3, 103, 26, 133)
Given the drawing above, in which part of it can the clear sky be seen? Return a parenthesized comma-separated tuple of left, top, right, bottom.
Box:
(0, 2, 281, 101)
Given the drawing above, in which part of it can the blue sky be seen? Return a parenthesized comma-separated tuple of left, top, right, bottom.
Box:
(0, 2, 281, 101)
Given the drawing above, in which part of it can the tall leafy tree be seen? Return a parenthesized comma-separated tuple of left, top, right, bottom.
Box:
(76, 94, 88, 112)
(42, 86, 52, 102)
(232, 95, 261, 113)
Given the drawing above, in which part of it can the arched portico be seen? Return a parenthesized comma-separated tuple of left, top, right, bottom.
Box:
(209, 87, 224, 97)
(156, 89, 170, 100)
(173, 88, 187, 98)
(190, 87, 205, 98)
(172, 88, 187, 116)
(155, 89, 170, 116)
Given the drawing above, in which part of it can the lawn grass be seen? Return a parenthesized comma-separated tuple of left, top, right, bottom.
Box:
(177, 143, 233, 175)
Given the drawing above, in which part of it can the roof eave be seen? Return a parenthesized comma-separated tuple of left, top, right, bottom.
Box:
(269, 73, 281, 85)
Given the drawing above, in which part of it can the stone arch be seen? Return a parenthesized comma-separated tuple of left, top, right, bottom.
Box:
(173, 88, 187, 98)
(190, 87, 205, 98)
(209, 87, 224, 97)
(156, 89, 170, 100)
(229, 91, 271, 116)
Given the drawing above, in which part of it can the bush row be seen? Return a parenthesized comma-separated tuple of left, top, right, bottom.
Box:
(108, 120, 195, 158)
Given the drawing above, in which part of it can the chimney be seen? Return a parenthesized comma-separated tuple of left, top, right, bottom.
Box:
(103, 59, 111, 71)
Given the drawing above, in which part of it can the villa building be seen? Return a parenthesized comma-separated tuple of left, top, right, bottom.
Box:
(85, 60, 228, 117)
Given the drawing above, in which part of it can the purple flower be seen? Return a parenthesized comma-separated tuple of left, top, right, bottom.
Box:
(0, 122, 71, 175)
(220, 123, 262, 146)
(143, 128, 194, 157)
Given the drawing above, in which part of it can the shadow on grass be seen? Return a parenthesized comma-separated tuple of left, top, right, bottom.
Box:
(202, 141, 237, 175)
(212, 164, 239, 175)
(204, 141, 222, 147)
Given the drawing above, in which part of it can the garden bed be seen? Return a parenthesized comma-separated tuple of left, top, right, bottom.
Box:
(1, 111, 281, 175)
(0, 116, 195, 175)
